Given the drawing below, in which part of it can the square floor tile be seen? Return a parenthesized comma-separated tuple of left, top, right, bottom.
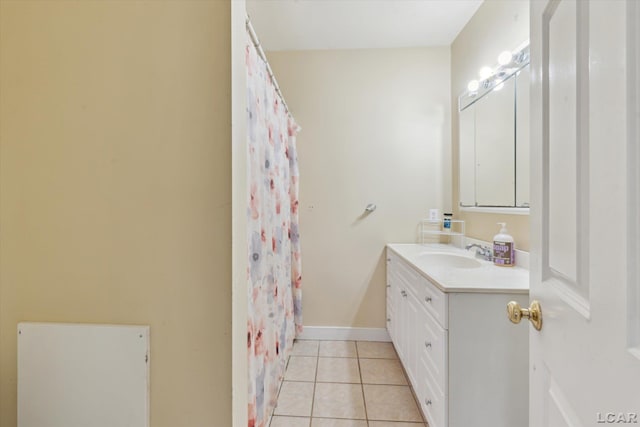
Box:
(356, 341, 397, 359)
(285, 356, 318, 382)
(368, 423, 425, 427)
(292, 340, 320, 356)
(316, 357, 361, 383)
(311, 419, 368, 427)
(274, 382, 315, 417)
(363, 385, 423, 422)
(313, 383, 366, 419)
(270, 416, 311, 427)
(319, 341, 357, 357)
(359, 358, 407, 385)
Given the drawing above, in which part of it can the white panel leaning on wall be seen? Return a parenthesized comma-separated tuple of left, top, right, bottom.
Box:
(18, 322, 150, 427)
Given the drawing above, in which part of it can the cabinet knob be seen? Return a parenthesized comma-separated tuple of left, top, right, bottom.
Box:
(386, 284, 391, 288)
(387, 258, 391, 262)
(425, 398, 432, 406)
(425, 296, 432, 303)
(425, 341, 432, 349)
(401, 290, 407, 297)
(387, 317, 391, 322)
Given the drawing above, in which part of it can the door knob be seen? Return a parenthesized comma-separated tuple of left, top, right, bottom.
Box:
(507, 300, 543, 331)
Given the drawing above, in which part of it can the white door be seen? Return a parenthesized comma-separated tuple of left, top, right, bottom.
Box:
(527, 1, 640, 426)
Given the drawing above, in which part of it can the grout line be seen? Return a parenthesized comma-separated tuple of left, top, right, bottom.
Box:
(355, 355, 399, 360)
(270, 415, 312, 420)
(307, 339, 319, 424)
(274, 417, 396, 427)
(355, 352, 369, 426)
(398, 359, 428, 425)
(316, 356, 359, 359)
(308, 351, 319, 422)
(354, 340, 369, 427)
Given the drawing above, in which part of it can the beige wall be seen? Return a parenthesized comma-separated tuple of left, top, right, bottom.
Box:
(231, 1, 248, 426)
(0, 1, 232, 426)
(451, 0, 531, 251)
(268, 48, 451, 328)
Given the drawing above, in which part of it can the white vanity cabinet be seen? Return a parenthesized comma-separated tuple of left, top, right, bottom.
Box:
(386, 248, 528, 427)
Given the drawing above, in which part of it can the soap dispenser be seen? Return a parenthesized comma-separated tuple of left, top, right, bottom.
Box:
(493, 222, 515, 267)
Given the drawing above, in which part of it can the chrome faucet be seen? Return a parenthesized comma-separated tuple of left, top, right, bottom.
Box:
(465, 243, 493, 261)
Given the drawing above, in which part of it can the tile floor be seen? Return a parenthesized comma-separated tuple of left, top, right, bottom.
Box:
(269, 340, 427, 427)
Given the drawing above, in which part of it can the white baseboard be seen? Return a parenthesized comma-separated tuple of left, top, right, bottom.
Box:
(297, 326, 391, 342)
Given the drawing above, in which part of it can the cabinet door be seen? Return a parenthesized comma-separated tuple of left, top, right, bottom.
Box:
(405, 292, 421, 387)
(393, 283, 406, 362)
(386, 302, 395, 342)
(386, 257, 394, 340)
(416, 305, 447, 427)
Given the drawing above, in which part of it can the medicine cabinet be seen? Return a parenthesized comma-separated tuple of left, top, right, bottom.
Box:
(458, 49, 530, 210)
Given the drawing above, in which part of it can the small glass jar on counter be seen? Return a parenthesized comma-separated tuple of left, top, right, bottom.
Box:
(443, 213, 453, 231)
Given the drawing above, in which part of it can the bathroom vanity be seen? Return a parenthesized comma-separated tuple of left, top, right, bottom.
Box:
(386, 244, 529, 427)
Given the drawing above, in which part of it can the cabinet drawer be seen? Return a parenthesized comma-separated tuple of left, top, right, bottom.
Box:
(418, 277, 447, 329)
(386, 254, 394, 330)
(418, 364, 446, 427)
(390, 252, 423, 297)
(418, 308, 447, 394)
(388, 249, 448, 329)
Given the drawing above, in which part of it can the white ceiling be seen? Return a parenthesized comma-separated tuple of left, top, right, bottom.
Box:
(246, 0, 483, 51)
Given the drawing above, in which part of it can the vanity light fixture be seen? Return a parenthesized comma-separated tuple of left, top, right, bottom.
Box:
(479, 66, 493, 80)
(459, 41, 530, 111)
(497, 50, 513, 66)
(513, 49, 528, 65)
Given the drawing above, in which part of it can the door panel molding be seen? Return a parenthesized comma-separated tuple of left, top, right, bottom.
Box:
(628, 0, 640, 358)
(548, 377, 585, 427)
(542, 0, 591, 319)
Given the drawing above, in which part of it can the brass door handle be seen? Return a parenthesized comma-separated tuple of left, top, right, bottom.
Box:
(507, 300, 543, 331)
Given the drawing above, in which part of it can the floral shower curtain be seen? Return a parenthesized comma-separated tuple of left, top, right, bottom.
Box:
(246, 36, 302, 427)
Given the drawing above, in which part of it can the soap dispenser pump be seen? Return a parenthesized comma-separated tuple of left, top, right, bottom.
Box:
(493, 222, 515, 267)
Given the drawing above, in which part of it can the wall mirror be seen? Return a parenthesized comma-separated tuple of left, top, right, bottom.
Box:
(458, 44, 530, 210)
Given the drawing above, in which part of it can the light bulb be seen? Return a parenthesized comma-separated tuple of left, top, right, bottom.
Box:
(493, 82, 505, 91)
(497, 50, 512, 65)
(467, 80, 480, 92)
(479, 66, 493, 80)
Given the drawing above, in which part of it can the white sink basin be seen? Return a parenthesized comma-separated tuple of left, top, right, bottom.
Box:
(415, 252, 482, 269)
(387, 244, 529, 293)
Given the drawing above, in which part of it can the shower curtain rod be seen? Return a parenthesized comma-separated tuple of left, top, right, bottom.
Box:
(246, 16, 295, 119)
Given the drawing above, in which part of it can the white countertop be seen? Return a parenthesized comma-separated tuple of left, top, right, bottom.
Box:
(387, 243, 529, 294)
